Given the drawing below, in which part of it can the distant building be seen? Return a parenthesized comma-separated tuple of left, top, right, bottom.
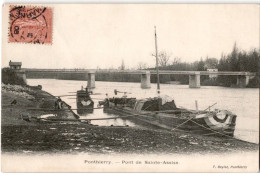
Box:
(9, 60, 22, 70)
(207, 68, 218, 79)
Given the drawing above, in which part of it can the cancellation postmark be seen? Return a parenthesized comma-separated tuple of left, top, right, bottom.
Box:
(8, 5, 52, 44)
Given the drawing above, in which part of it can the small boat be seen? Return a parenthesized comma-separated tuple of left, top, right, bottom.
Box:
(76, 87, 94, 114)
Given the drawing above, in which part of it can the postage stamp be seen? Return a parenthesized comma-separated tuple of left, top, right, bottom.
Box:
(8, 5, 52, 44)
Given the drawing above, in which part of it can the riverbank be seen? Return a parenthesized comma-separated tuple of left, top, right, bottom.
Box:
(1, 84, 78, 126)
(1, 84, 258, 154)
(2, 123, 258, 154)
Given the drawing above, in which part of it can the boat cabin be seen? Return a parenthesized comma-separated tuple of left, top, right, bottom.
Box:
(134, 97, 177, 112)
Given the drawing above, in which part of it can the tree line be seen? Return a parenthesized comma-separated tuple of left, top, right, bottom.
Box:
(146, 43, 259, 87)
(55, 43, 259, 87)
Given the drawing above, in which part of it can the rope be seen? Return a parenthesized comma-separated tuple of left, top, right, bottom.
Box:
(190, 119, 233, 138)
(81, 117, 118, 121)
(154, 109, 194, 113)
(68, 97, 104, 100)
(169, 102, 219, 131)
(142, 101, 160, 111)
(190, 119, 257, 144)
(171, 115, 196, 131)
(27, 107, 104, 111)
(203, 102, 217, 111)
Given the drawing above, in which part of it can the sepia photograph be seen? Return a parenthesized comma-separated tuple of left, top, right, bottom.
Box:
(1, 3, 259, 172)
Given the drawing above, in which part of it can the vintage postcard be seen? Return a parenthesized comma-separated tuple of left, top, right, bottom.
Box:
(1, 4, 259, 172)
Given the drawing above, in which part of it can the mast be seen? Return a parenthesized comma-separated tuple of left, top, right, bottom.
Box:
(154, 26, 160, 94)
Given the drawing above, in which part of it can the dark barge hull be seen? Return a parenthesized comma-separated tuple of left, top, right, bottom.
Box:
(76, 103, 94, 114)
(76, 90, 94, 115)
(104, 105, 237, 137)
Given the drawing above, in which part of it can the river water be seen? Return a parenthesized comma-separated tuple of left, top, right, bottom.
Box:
(27, 79, 259, 144)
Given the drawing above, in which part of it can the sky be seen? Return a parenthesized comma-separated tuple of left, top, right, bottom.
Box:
(2, 4, 259, 69)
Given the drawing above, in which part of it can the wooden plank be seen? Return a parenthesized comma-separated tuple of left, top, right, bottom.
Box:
(81, 117, 118, 121)
(27, 107, 103, 111)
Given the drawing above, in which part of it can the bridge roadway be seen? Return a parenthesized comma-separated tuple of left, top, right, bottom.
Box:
(24, 68, 256, 76)
(24, 68, 257, 88)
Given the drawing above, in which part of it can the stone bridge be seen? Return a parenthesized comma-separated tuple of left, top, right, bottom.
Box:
(24, 68, 257, 89)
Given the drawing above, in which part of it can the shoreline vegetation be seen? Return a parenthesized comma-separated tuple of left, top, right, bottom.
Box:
(1, 83, 258, 154)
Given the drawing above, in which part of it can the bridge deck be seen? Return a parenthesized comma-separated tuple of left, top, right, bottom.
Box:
(24, 68, 256, 76)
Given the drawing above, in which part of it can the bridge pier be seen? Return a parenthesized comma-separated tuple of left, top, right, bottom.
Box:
(189, 72, 200, 88)
(141, 71, 151, 89)
(87, 71, 95, 88)
(237, 73, 250, 88)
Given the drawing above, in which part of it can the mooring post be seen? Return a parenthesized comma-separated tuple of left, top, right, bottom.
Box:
(87, 71, 95, 88)
(141, 71, 151, 89)
(189, 72, 200, 88)
(195, 100, 198, 112)
(236, 72, 250, 88)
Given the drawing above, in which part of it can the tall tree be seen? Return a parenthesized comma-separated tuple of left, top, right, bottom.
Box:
(120, 59, 125, 70)
(197, 58, 205, 71)
(204, 58, 218, 69)
(230, 42, 239, 71)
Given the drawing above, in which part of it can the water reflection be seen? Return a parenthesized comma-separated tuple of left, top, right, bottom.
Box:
(90, 118, 136, 127)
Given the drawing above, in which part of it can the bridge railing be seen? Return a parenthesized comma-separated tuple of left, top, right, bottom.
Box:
(24, 68, 257, 76)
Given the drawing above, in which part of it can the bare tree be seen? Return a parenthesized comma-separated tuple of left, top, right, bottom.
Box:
(119, 59, 125, 70)
(152, 51, 171, 67)
(159, 51, 171, 67)
(172, 57, 181, 65)
(137, 62, 147, 70)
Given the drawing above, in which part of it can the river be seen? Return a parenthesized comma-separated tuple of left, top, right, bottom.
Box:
(27, 79, 259, 144)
